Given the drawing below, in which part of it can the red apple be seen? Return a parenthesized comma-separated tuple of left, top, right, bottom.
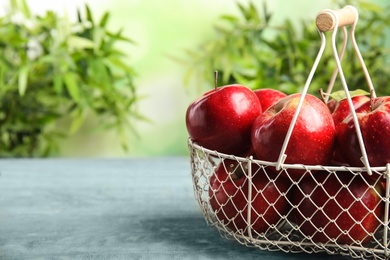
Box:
(186, 84, 261, 155)
(209, 159, 290, 235)
(292, 171, 383, 245)
(331, 95, 370, 131)
(254, 88, 287, 112)
(337, 96, 390, 167)
(251, 93, 336, 180)
(327, 99, 338, 113)
(330, 95, 370, 165)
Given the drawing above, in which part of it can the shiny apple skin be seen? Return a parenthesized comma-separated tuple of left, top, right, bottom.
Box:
(186, 84, 261, 155)
(253, 88, 287, 112)
(251, 93, 336, 179)
(330, 95, 370, 165)
(332, 95, 370, 130)
(337, 96, 390, 167)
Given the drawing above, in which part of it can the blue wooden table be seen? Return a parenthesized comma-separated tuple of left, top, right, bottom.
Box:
(0, 157, 351, 259)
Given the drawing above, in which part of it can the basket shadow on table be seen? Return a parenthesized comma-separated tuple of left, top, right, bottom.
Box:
(139, 213, 351, 260)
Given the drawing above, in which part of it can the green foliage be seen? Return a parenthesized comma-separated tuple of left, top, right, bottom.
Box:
(181, 0, 390, 97)
(0, 0, 141, 157)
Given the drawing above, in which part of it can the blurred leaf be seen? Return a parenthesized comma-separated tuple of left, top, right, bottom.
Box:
(76, 9, 82, 23)
(220, 15, 238, 22)
(99, 12, 109, 27)
(105, 56, 136, 74)
(106, 29, 137, 44)
(53, 75, 63, 94)
(178, 0, 390, 100)
(0, 1, 141, 157)
(88, 58, 110, 87)
(19, 0, 31, 18)
(68, 36, 95, 49)
(63, 72, 80, 103)
(359, 1, 383, 12)
(69, 109, 85, 134)
(85, 4, 94, 24)
(18, 66, 29, 96)
(262, 1, 272, 23)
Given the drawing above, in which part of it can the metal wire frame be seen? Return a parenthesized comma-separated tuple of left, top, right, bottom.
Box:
(189, 139, 390, 259)
(276, 6, 374, 176)
(188, 5, 390, 259)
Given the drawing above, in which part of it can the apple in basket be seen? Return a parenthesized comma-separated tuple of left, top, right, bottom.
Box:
(326, 98, 338, 113)
(251, 93, 336, 179)
(337, 96, 390, 167)
(253, 88, 287, 112)
(326, 89, 369, 116)
(208, 159, 290, 235)
(292, 171, 384, 245)
(330, 94, 370, 165)
(186, 84, 261, 155)
(331, 94, 370, 130)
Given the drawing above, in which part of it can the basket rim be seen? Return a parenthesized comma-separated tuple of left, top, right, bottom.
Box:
(188, 138, 388, 173)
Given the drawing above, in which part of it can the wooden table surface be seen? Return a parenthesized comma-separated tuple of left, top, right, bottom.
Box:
(0, 157, 352, 259)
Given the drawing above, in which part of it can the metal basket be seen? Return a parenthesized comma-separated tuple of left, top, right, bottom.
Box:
(188, 5, 390, 260)
(189, 139, 389, 259)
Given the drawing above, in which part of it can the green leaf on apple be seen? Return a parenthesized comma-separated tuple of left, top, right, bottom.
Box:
(330, 89, 370, 102)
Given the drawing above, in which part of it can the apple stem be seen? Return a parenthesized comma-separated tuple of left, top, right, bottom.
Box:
(214, 70, 218, 91)
(318, 88, 327, 104)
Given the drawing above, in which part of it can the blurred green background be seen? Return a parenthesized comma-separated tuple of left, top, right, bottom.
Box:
(0, 0, 387, 157)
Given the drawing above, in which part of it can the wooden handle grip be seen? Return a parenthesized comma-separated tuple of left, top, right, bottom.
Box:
(316, 6, 357, 32)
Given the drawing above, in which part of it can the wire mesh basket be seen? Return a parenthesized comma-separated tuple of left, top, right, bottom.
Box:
(188, 5, 390, 259)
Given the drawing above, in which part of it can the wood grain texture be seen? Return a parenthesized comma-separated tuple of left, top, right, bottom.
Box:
(316, 7, 357, 32)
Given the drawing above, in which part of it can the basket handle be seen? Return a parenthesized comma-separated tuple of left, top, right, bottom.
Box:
(316, 6, 357, 32)
(276, 5, 374, 176)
